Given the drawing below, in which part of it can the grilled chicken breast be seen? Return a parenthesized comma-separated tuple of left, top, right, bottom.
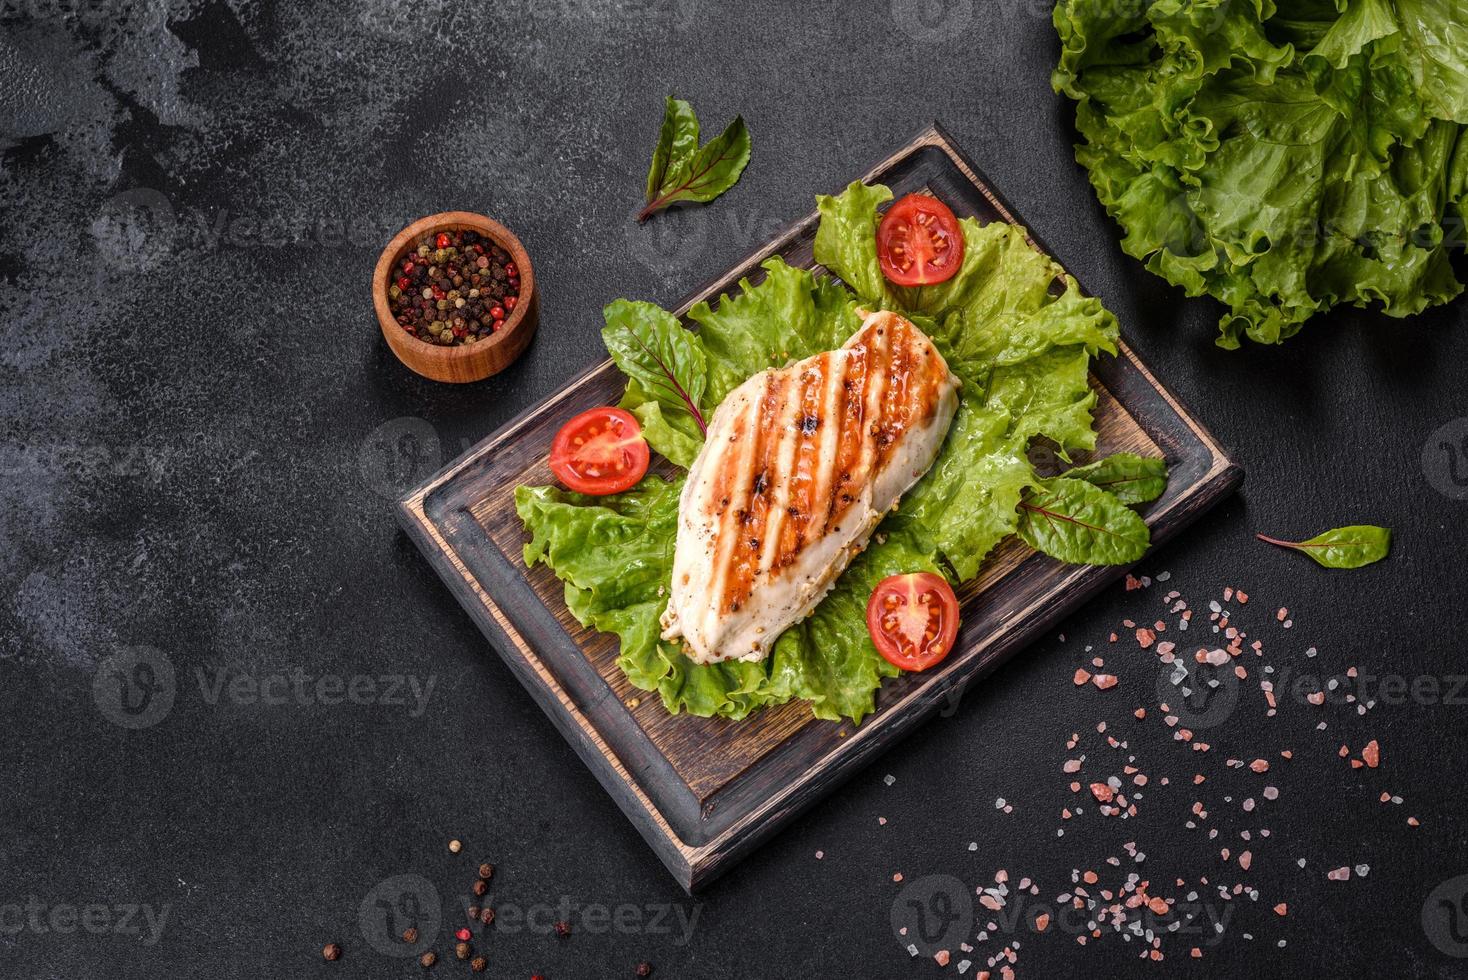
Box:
(660, 309, 960, 664)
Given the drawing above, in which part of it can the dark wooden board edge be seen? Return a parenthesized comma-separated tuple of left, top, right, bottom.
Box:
(396, 123, 1245, 892)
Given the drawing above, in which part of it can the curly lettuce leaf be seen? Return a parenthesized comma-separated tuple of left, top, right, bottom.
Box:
(1053, 0, 1468, 347)
(688, 256, 861, 404)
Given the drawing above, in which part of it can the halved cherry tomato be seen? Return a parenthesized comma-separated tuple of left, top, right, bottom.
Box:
(549, 407, 650, 495)
(876, 193, 965, 287)
(865, 572, 960, 671)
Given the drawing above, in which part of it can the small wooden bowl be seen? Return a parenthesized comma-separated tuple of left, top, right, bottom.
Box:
(373, 211, 538, 383)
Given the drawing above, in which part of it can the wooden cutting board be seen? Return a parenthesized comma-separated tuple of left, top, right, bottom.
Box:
(396, 124, 1242, 892)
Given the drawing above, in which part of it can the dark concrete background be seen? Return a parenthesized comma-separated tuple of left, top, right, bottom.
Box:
(3, 1, 1467, 977)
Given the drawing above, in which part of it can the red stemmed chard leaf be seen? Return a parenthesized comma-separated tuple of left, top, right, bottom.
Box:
(1256, 526, 1392, 569)
(601, 299, 708, 469)
(638, 96, 751, 223)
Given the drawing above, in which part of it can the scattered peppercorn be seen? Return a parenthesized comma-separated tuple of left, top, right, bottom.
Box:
(448, 839, 462, 853)
(636, 963, 653, 977)
(472, 879, 488, 897)
(419, 951, 437, 968)
(322, 943, 342, 962)
(478, 862, 495, 880)
(387, 229, 522, 347)
(456, 927, 472, 942)
(467, 905, 481, 921)
(455, 942, 471, 961)
(479, 907, 495, 926)
(402, 927, 419, 944)
(554, 921, 572, 938)
(470, 956, 487, 972)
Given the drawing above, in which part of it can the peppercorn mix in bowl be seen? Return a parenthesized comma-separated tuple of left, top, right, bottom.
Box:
(373, 211, 538, 383)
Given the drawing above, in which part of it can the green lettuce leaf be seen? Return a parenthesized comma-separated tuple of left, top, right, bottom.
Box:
(1053, 0, 1468, 347)
(688, 256, 861, 404)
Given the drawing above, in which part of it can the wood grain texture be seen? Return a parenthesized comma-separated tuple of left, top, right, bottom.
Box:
(397, 125, 1243, 891)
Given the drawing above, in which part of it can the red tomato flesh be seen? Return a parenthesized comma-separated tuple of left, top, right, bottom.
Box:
(866, 571, 960, 671)
(876, 193, 965, 287)
(549, 407, 650, 495)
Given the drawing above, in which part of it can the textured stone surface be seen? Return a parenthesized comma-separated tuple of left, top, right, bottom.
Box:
(2, 1, 1466, 976)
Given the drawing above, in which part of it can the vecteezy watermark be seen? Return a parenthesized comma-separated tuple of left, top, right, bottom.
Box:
(624, 203, 801, 281)
(893, 875, 1233, 957)
(890, 0, 1120, 40)
(91, 646, 177, 730)
(90, 187, 420, 273)
(360, 0, 698, 38)
(1272, 666, 1468, 710)
(625, 204, 711, 280)
(888, 0, 974, 41)
(0, 0, 135, 24)
(90, 188, 178, 273)
(1423, 874, 1468, 957)
(359, 874, 441, 958)
(891, 875, 973, 958)
(93, 648, 439, 727)
(358, 417, 443, 500)
(1156, 658, 1240, 729)
(1422, 417, 1468, 501)
(0, 898, 170, 946)
(0, 442, 173, 483)
(194, 667, 437, 718)
(982, 893, 1232, 945)
(470, 896, 701, 945)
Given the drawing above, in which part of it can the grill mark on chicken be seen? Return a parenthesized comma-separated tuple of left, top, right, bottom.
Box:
(662, 309, 960, 663)
(772, 367, 825, 570)
(827, 344, 868, 536)
(718, 371, 789, 613)
(706, 382, 762, 614)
